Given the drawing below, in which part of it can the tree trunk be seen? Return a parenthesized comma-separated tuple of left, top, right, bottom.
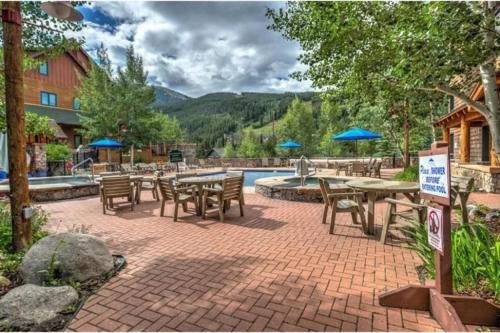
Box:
(130, 144, 135, 166)
(479, 1, 500, 165)
(403, 116, 410, 168)
(3, 2, 32, 251)
(429, 101, 437, 142)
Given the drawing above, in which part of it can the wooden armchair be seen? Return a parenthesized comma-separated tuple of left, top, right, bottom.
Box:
(372, 161, 382, 178)
(364, 159, 376, 177)
(451, 176, 474, 224)
(142, 171, 161, 201)
(101, 175, 134, 214)
(335, 162, 349, 176)
(350, 162, 366, 176)
(318, 178, 367, 234)
(380, 197, 426, 244)
(158, 177, 198, 221)
(202, 176, 244, 222)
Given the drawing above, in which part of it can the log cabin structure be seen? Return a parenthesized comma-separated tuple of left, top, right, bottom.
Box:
(434, 73, 500, 192)
(25, 48, 91, 148)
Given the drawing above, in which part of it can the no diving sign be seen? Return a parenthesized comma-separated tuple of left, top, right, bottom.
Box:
(427, 206, 443, 253)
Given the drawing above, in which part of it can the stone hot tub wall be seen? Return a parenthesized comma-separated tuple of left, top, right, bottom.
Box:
(451, 162, 500, 193)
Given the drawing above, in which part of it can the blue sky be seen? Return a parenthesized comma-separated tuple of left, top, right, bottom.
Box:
(70, 1, 312, 97)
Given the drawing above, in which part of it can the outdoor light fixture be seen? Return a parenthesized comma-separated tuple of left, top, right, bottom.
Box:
(41, 1, 83, 22)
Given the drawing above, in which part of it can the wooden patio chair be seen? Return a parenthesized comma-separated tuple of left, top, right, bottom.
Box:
(262, 158, 269, 167)
(451, 176, 474, 224)
(350, 161, 366, 176)
(101, 175, 134, 214)
(335, 162, 349, 176)
(372, 160, 382, 178)
(364, 158, 376, 177)
(273, 158, 281, 167)
(141, 171, 161, 201)
(380, 197, 427, 244)
(380, 176, 474, 244)
(202, 176, 244, 222)
(100, 171, 122, 177)
(318, 178, 367, 234)
(158, 177, 198, 221)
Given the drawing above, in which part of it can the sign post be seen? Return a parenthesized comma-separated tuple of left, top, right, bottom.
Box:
(169, 149, 183, 173)
(378, 142, 499, 331)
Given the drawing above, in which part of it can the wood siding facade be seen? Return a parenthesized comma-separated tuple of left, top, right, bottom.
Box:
(24, 49, 90, 147)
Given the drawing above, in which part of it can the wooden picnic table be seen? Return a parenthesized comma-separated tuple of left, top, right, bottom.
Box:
(177, 174, 228, 215)
(346, 179, 420, 235)
(95, 175, 144, 204)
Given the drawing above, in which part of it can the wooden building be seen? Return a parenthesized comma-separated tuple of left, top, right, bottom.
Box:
(434, 74, 500, 192)
(25, 48, 91, 148)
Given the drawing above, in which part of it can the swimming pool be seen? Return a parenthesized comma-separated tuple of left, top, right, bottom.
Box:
(207, 170, 295, 187)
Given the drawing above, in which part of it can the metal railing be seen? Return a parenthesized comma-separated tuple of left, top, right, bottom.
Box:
(295, 156, 317, 186)
(71, 157, 94, 181)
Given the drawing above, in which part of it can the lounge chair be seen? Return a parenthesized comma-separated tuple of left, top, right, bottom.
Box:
(158, 177, 198, 221)
(273, 158, 281, 167)
(318, 178, 367, 234)
(372, 160, 382, 178)
(202, 176, 244, 222)
(101, 175, 134, 214)
(262, 158, 269, 167)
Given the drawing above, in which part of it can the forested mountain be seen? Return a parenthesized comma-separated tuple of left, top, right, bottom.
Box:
(155, 91, 319, 154)
(152, 86, 191, 108)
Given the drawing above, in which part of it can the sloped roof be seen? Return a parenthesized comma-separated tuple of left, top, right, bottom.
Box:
(25, 104, 81, 126)
(48, 119, 68, 139)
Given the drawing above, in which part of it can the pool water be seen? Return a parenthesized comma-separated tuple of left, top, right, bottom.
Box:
(0, 176, 94, 186)
(208, 170, 294, 187)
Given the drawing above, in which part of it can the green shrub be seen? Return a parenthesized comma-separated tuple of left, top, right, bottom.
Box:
(0, 203, 49, 275)
(407, 220, 500, 300)
(46, 143, 72, 161)
(394, 165, 419, 181)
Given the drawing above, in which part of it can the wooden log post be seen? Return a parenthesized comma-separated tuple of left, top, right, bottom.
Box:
(460, 116, 470, 163)
(442, 127, 450, 144)
(2, 2, 32, 251)
(491, 134, 498, 166)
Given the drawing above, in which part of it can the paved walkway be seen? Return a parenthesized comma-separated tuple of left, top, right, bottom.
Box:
(42, 193, 443, 332)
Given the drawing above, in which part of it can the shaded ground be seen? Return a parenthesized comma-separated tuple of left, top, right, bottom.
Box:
(40, 192, 446, 332)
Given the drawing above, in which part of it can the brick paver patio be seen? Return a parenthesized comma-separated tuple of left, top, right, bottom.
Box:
(41, 192, 444, 332)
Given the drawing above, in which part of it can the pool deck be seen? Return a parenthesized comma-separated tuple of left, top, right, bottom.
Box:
(40, 191, 450, 332)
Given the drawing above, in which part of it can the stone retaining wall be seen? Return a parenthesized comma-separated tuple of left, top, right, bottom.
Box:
(451, 163, 500, 193)
(29, 185, 99, 202)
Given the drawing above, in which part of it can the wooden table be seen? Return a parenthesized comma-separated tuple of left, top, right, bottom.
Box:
(346, 179, 419, 235)
(95, 175, 144, 204)
(177, 175, 227, 215)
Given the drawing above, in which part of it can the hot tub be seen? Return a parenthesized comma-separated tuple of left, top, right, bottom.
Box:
(0, 176, 99, 202)
(255, 175, 351, 202)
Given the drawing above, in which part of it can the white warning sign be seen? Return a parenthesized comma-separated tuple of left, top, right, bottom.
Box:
(427, 206, 443, 253)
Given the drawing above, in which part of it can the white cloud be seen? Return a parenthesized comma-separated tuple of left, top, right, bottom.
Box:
(73, 1, 312, 97)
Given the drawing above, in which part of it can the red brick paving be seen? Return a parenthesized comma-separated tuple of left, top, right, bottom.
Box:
(41, 192, 444, 332)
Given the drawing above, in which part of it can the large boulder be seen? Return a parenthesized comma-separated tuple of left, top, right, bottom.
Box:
(20, 233, 114, 285)
(0, 284, 78, 331)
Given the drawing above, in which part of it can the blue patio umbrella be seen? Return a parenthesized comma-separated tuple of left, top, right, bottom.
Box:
(88, 138, 124, 163)
(279, 140, 302, 149)
(88, 138, 124, 148)
(332, 127, 382, 157)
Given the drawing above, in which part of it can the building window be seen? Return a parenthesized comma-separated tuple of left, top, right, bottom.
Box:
(74, 135, 82, 148)
(39, 62, 48, 75)
(40, 92, 57, 106)
(72, 97, 81, 110)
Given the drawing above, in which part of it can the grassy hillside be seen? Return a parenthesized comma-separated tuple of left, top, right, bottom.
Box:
(156, 91, 318, 153)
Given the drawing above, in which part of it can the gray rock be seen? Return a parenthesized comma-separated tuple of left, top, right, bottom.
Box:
(0, 284, 78, 331)
(468, 207, 485, 221)
(0, 276, 11, 289)
(466, 204, 478, 212)
(485, 209, 500, 223)
(20, 233, 114, 285)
